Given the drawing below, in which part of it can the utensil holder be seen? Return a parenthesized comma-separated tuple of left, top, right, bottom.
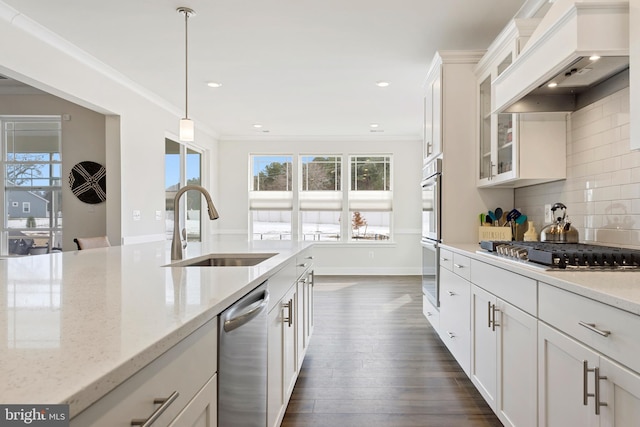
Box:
(478, 226, 512, 242)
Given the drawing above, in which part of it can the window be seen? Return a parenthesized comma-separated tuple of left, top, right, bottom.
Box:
(249, 154, 392, 242)
(348, 156, 392, 240)
(300, 156, 342, 241)
(165, 139, 203, 242)
(1, 117, 62, 255)
(250, 155, 293, 240)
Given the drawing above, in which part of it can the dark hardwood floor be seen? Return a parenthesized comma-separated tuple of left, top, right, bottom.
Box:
(282, 275, 503, 427)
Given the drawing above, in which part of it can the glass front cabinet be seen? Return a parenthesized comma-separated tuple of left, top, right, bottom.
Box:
(475, 19, 567, 188)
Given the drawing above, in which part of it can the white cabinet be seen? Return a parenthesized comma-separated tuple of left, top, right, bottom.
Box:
(267, 250, 314, 427)
(471, 284, 537, 427)
(168, 375, 217, 427)
(539, 282, 640, 427)
(475, 19, 566, 188)
(423, 59, 442, 161)
(439, 259, 471, 376)
(538, 322, 640, 427)
(631, 1, 640, 150)
(70, 317, 218, 427)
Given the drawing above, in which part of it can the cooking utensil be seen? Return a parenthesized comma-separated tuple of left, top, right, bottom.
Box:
(540, 203, 579, 243)
(494, 208, 503, 225)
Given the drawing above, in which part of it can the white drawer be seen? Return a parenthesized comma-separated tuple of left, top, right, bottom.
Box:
(439, 268, 471, 375)
(470, 259, 537, 316)
(440, 248, 454, 271)
(539, 282, 640, 374)
(422, 295, 440, 331)
(71, 318, 218, 426)
(452, 253, 471, 281)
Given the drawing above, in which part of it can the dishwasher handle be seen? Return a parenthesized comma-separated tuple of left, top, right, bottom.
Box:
(223, 290, 270, 333)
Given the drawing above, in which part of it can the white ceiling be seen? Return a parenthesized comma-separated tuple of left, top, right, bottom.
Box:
(2, 0, 532, 139)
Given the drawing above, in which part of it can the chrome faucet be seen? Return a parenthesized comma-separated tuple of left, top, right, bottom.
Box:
(171, 185, 219, 260)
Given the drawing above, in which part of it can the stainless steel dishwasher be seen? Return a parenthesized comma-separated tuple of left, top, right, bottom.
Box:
(218, 282, 269, 427)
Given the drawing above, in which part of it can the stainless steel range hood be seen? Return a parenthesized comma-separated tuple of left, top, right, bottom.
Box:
(493, 0, 629, 114)
(501, 56, 629, 113)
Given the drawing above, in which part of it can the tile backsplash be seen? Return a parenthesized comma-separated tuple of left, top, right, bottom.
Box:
(514, 87, 640, 248)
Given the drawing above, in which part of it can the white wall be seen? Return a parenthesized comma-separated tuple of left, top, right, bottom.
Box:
(218, 138, 423, 275)
(0, 93, 107, 250)
(515, 87, 639, 247)
(0, 10, 219, 246)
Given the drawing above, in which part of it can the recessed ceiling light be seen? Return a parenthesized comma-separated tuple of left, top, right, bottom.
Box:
(589, 55, 601, 61)
(370, 123, 379, 128)
(375, 81, 390, 87)
(253, 124, 263, 128)
(547, 82, 558, 88)
(207, 81, 222, 88)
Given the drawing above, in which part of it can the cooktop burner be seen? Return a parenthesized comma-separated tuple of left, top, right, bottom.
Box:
(479, 241, 640, 270)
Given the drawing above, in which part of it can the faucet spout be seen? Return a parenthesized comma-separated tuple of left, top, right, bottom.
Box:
(171, 185, 219, 260)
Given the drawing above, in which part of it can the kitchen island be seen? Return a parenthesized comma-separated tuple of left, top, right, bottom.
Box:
(0, 238, 313, 421)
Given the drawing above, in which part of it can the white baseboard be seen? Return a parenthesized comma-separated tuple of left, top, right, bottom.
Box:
(121, 234, 166, 245)
(314, 267, 421, 276)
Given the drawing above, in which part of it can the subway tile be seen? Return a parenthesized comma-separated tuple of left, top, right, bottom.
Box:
(611, 169, 631, 186)
(620, 183, 640, 199)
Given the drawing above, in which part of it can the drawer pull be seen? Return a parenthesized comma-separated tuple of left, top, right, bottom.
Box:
(446, 291, 456, 296)
(131, 391, 179, 426)
(453, 263, 464, 269)
(446, 331, 455, 339)
(299, 263, 309, 268)
(440, 257, 449, 262)
(578, 321, 611, 337)
(306, 256, 314, 260)
(426, 311, 432, 317)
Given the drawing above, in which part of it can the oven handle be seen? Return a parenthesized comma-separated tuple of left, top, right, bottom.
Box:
(421, 240, 438, 250)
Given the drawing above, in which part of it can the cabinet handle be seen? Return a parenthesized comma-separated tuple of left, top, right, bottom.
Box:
(131, 391, 179, 426)
(426, 311, 432, 317)
(446, 331, 455, 339)
(283, 299, 293, 327)
(299, 262, 309, 268)
(446, 290, 456, 296)
(491, 304, 500, 332)
(306, 256, 314, 260)
(453, 263, 464, 269)
(440, 257, 449, 262)
(578, 321, 611, 337)
(593, 367, 608, 415)
(582, 361, 609, 415)
(487, 301, 492, 328)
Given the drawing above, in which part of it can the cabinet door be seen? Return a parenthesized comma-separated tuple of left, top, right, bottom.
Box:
(168, 375, 217, 427)
(538, 322, 598, 427)
(423, 68, 441, 162)
(439, 268, 471, 376)
(283, 286, 298, 399)
(600, 357, 640, 427)
(470, 285, 497, 409)
(267, 304, 284, 427)
(496, 300, 537, 427)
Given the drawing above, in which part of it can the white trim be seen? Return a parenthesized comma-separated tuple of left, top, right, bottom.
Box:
(221, 134, 421, 143)
(314, 268, 421, 276)
(121, 234, 166, 245)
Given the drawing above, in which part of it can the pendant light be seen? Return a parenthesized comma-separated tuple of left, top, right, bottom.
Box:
(177, 7, 195, 141)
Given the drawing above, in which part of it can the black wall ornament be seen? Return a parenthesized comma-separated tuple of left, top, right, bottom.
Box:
(69, 161, 106, 204)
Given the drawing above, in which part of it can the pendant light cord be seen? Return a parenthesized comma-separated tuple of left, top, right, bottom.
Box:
(184, 9, 189, 119)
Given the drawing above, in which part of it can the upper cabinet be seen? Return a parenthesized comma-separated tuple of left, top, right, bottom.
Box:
(475, 19, 567, 188)
(423, 55, 442, 162)
(423, 51, 485, 164)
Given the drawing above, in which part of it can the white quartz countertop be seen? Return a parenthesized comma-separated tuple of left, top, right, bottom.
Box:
(0, 238, 312, 417)
(442, 243, 640, 316)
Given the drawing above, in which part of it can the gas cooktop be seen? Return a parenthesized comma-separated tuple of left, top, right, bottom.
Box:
(479, 241, 640, 270)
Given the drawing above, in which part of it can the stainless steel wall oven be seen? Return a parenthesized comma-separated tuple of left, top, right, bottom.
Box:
(421, 158, 441, 308)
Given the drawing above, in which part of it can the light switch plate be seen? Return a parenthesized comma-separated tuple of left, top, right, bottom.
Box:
(133, 210, 141, 221)
(155, 210, 162, 220)
(544, 204, 553, 223)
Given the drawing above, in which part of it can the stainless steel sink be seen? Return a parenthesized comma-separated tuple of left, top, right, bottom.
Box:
(167, 253, 277, 267)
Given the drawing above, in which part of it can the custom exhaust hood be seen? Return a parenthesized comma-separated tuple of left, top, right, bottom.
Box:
(493, 0, 629, 114)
